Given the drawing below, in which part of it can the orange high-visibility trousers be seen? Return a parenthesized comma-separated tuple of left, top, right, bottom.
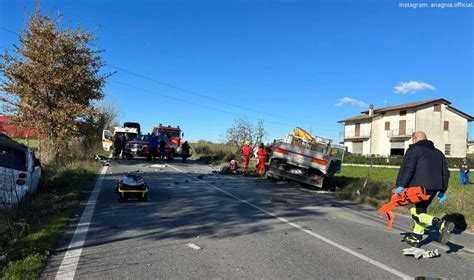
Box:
(257, 157, 265, 174)
(243, 156, 250, 171)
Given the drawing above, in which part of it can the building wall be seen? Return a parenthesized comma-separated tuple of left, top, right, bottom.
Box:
(416, 104, 468, 157)
(468, 143, 474, 154)
(343, 103, 469, 157)
(370, 110, 416, 156)
(370, 116, 386, 155)
(344, 121, 371, 136)
(343, 121, 371, 155)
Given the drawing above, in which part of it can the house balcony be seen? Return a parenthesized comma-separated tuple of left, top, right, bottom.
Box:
(340, 130, 371, 141)
(387, 128, 414, 139)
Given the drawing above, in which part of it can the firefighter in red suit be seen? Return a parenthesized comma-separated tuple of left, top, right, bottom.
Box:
(242, 141, 252, 173)
(257, 143, 267, 175)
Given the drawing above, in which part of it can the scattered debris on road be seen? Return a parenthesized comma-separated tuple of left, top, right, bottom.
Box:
(402, 247, 440, 259)
(271, 196, 288, 203)
(186, 243, 202, 250)
(94, 154, 111, 166)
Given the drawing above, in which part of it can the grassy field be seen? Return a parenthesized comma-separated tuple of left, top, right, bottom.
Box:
(330, 165, 473, 230)
(191, 141, 240, 165)
(0, 160, 102, 279)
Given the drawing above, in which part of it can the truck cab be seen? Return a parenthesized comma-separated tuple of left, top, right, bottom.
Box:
(152, 124, 184, 156)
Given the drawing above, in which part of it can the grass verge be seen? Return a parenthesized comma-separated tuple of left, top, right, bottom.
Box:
(0, 160, 102, 279)
(191, 141, 239, 165)
(328, 165, 474, 231)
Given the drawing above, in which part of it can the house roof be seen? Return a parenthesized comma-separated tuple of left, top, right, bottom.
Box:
(360, 98, 450, 115)
(337, 114, 375, 123)
(339, 98, 473, 123)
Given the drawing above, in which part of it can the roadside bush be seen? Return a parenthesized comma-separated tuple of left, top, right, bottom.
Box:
(343, 153, 403, 166)
(191, 141, 239, 165)
(343, 153, 467, 168)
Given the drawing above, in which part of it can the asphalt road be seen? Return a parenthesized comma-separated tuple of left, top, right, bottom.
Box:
(43, 159, 474, 279)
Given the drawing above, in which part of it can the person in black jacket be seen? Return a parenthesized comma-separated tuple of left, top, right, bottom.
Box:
(395, 131, 454, 246)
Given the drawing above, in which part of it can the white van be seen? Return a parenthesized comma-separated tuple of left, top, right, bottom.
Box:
(102, 127, 138, 151)
(0, 133, 43, 205)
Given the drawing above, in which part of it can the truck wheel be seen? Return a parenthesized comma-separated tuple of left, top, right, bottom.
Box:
(139, 194, 148, 202)
(125, 155, 133, 160)
(168, 152, 174, 161)
(266, 173, 280, 181)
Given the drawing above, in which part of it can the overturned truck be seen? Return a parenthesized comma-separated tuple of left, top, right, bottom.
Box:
(266, 128, 345, 188)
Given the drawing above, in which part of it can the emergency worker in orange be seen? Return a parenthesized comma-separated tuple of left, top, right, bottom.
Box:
(257, 143, 267, 175)
(242, 141, 252, 173)
(395, 131, 454, 246)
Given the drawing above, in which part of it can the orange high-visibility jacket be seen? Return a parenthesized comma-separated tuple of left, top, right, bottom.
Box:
(243, 145, 252, 157)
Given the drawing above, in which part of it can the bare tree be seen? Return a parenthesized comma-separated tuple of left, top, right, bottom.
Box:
(221, 118, 266, 148)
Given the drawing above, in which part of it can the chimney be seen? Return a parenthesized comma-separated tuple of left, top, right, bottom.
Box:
(368, 104, 374, 116)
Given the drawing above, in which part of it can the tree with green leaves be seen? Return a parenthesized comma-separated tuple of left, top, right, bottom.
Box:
(0, 3, 112, 162)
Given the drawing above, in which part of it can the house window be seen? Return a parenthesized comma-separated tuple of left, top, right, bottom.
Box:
(385, 122, 390, 131)
(355, 123, 361, 137)
(444, 121, 449, 131)
(400, 110, 407, 116)
(434, 104, 441, 112)
(445, 144, 451, 156)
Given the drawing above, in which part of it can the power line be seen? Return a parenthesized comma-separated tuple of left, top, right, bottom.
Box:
(2, 27, 316, 125)
(109, 80, 307, 129)
(0, 27, 17, 35)
(106, 63, 321, 125)
(0, 26, 342, 133)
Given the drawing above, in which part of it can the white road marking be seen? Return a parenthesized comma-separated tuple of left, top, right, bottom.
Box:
(170, 165, 411, 280)
(186, 243, 202, 250)
(55, 163, 109, 280)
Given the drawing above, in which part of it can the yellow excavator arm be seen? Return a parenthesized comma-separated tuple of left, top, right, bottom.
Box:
(293, 127, 315, 143)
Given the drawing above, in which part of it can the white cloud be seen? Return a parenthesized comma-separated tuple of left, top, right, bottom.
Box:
(335, 97, 368, 108)
(394, 81, 436, 94)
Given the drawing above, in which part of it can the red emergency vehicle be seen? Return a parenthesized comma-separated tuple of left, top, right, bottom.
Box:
(152, 124, 184, 156)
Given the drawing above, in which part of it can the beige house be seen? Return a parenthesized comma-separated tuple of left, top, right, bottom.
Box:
(468, 140, 474, 154)
(338, 99, 473, 158)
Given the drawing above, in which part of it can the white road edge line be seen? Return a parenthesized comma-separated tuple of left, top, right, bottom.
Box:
(55, 163, 109, 280)
(170, 165, 411, 280)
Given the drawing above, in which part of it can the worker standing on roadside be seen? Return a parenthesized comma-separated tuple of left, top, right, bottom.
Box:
(242, 141, 252, 173)
(181, 141, 191, 163)
(395, 131, 454, 247)
(113, 133, 121, 160)
(257, 143, 267, 175)
(158, 133, 167, 161)
(459, 157, 470, 186)
(148, 132, 158, 161)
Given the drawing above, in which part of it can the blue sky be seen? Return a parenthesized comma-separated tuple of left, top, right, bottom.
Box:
(1, 0, 473, 143)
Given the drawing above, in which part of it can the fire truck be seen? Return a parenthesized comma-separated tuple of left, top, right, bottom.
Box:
(266, 128, 345, 188)
(152, 124, 185, 156)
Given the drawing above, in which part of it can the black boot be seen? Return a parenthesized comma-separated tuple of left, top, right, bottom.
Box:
(436, 219, 455, 245)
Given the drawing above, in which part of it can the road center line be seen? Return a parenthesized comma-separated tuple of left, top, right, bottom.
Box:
(170, 165, 411, 280)
(55, 163, 109, 280)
